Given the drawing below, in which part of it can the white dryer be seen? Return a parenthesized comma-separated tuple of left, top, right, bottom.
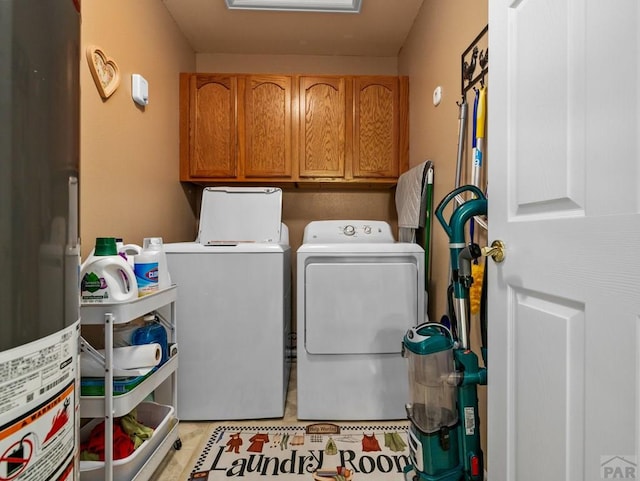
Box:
(165, 187, 291, 420)
(296, 220, 424, 420)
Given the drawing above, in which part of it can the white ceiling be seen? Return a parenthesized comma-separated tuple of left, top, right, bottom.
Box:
(162, 0, 424, 57)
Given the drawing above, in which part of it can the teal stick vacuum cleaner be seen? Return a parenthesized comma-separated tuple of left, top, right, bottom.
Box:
(403, 185, 487, 481)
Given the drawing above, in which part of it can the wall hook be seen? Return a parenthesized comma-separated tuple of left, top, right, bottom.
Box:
(479, 48, 488, 70)
(463, 46, 479, 85)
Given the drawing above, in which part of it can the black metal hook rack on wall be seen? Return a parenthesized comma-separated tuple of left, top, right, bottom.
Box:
(461, 25, 488, 96)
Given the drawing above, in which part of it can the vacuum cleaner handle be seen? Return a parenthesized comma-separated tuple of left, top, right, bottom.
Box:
(435, 185, 486, 239)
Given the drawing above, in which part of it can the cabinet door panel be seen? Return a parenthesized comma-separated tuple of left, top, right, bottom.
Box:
(353, 77, 399, 179)
(299, 76, 346, 178)
(191, 75, 237, 178)
(244, 75, 292, 178)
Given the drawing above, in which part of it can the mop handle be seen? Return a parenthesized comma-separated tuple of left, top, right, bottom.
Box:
(472, 86, 487, 189)
(454, 99, 468, 192)
(471, 88, 479, 151)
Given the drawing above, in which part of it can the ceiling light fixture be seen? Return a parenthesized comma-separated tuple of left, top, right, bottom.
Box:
(225, 0, 362, 13)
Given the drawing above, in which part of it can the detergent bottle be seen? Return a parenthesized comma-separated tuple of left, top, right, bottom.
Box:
(132, 314, 169, 365)
(80, 237, 138, 303)
(142, 237, 171, 290)
(134, 248, 160, 297)
(115, 238, 141, 268)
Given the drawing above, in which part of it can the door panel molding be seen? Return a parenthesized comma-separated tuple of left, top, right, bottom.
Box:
(508, 0, 586, 218)
(510, 288, 585, 480)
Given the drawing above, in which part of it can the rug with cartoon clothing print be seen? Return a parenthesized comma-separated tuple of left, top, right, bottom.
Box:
(188, 423, 410, 480)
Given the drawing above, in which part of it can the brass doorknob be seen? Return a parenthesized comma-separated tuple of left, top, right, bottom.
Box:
(481, 240, 506, 263)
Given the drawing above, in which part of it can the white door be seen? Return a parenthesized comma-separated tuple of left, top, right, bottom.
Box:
(488, 1, 639, 480)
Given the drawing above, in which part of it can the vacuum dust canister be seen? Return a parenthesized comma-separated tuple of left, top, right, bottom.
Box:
(402, 323, 459, 434)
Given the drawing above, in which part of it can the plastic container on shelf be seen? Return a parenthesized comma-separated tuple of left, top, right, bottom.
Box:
(80, 372, 152, 397)
(134, 250, 159, 297)
(81, 237, 138, 303)
(142, 237, 171, 290)
(112, 317, 146, 347)
(79, 402, 176, 481)
(116, 238, 142, 267)
(132, 315, 169, 365)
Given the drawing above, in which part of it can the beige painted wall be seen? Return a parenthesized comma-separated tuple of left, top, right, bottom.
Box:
(399, 0, 488, 323)
(197, 53, 397, 75)
(80, 1, 196, 258)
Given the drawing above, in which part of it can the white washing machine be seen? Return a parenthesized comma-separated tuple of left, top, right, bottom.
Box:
(165, 187, 291, 420)
(297, 220, 424, 420)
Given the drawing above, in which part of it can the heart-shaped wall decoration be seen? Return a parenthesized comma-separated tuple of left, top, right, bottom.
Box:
(86, 46, 120, 99)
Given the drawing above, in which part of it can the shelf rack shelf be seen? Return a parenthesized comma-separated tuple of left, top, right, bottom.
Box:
(80, 285, 179, 481)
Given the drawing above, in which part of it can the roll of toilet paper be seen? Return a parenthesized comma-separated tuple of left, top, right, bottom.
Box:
(81, 343, 162, 377)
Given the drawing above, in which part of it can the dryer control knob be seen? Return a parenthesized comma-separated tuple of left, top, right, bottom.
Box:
(363, 225, 372, 234)
(343, 225, 356, 236)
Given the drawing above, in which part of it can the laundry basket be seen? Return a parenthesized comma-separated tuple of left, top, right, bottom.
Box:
(79, 402, 175, 480)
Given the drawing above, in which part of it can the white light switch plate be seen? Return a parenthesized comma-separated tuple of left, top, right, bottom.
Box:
(433, 86, 442, 106)
(132, 74, 149, 106)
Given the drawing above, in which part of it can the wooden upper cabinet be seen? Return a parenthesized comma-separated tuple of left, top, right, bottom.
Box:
(180, 73, 293, 182)
(353, 76, 407, 179)
(298, 76, 347, 178)
(242, 75, 293, 178)
(180, 73, 409, 185)
(183, 74, 237, 179)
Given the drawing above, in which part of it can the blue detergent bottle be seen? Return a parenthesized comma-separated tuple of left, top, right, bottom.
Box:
(132, 314, 169, 365)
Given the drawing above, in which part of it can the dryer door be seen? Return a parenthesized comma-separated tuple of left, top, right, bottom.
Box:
(304, 259, 419, 354)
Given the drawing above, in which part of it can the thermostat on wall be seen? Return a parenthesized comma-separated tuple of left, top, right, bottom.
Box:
(132, 74, 149, 106)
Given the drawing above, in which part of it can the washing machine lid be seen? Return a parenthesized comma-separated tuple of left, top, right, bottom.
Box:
(164, 241, 289, 254)
(197, 187, 282, 245)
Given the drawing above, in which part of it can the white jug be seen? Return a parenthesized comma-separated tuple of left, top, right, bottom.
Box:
(143, 237, 172, 289)
(81, 238, 138, 303)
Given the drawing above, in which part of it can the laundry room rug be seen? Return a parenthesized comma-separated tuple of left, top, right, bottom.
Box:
(188, 423, 411, 480)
